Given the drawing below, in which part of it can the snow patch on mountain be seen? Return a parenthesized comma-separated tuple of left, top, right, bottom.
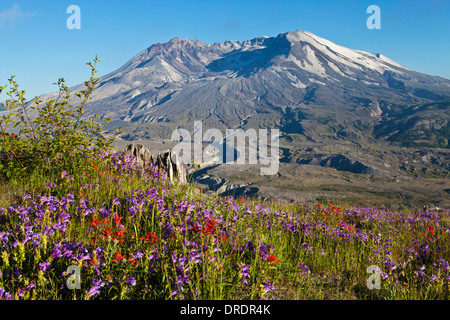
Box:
(286, 30, 408, 76)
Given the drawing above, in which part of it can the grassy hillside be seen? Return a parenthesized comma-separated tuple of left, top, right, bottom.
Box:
(0, 150, 449, 300)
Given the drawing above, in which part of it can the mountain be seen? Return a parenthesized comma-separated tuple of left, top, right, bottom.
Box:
(52, 30, 450, 149)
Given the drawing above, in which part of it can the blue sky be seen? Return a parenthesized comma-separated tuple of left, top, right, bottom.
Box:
(0, 0, 449, 99)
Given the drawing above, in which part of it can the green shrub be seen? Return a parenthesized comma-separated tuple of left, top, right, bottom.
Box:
(0, 57, 122, 180)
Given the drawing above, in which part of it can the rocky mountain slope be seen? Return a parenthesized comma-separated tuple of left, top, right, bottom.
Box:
(36, 30, 450, 149)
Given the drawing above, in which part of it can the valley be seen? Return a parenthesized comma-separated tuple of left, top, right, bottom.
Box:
(113, 138, 450, 209)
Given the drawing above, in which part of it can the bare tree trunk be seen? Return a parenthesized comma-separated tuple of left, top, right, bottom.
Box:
(124, 143, 187, 184)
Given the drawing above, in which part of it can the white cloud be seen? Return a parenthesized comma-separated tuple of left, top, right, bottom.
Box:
(0, 3, 36, 26)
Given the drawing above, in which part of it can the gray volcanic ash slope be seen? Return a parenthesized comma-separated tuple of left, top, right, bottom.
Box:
(53, 30, 450, 149)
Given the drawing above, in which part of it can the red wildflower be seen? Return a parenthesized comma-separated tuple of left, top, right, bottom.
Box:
(90, 233, 100, 245)
(267, 255, 280, 264)
(115, 228, 128, 242)
(140, 232, 158, 244)
(202, 218, 217, 235)
(91, 218, 101, 227)
(208, 218, 216, 228)
(111, 253, 124, 262)
(103, 228, 113, 237)
(128, 257, 139, 266)
(113, 215, 122, 225)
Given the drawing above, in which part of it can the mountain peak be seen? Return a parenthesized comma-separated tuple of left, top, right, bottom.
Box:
(168, 36, 190, 44)
(34, 29, 450, 150)
(146, 37, 207, 54)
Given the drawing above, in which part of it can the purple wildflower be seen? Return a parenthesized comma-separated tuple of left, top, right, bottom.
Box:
(88, 279, 105, 297)
(39, 261, 50, 271)
(128, 206, 137, 217)
(240, 264, 250, 284)
(0, 287, 12, 300)
(98, 207, 110, 218)
(125, 277, 136, 286)
(46, 182, 57, 190)
(133, 250, 144, 259)
(88, 286, 101, 297)
(299, 262, 310, 274)
(262, 282, 275, 294)
(26, 281, 35, 291)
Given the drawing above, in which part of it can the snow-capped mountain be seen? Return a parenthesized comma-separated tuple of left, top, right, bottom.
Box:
(40, 30, 450, 147)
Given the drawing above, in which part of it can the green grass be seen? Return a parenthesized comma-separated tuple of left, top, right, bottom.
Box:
(0, 151, 449, 300)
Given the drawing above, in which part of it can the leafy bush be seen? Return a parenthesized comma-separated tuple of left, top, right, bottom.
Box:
(0, 57, 122, 180)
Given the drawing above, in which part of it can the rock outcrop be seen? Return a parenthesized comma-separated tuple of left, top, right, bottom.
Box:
(190, 171, 258, 198)
(124, 143, 187, 184)
(296, 154, 388, 175)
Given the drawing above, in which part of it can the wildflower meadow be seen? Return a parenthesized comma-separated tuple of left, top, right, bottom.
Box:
(0, 149, 449, 300)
